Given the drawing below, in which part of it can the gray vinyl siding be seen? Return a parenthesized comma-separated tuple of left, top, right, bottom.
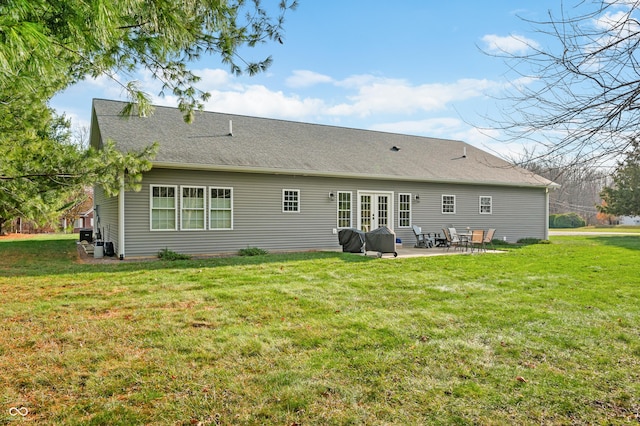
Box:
(404, 185, 547, 245)
(118, 168, 549, 257)
(93, 185, 119, 249)
(124, 169, 343, 256)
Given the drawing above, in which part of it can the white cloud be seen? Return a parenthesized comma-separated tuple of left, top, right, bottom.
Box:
(328, 77, 500, 117)
(369, 117, 534, 158)
(193, 68, 233, 90)
(285, 70, 333, 88)
(67, 112, 91, 130)
(202, 85, 326, 119)
(53, 66, 522, 151)
(369, 117, 464, 136)
(482, 34, 539, 55)
(144, 70, 502, 122)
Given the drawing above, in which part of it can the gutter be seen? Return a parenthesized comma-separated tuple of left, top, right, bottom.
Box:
(151, 162, 559, 190)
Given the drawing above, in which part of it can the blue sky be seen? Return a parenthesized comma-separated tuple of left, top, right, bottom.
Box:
(51, 1, 564, 157)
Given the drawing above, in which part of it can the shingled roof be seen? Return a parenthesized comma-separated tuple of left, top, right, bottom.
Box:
(91, 98, 555, 188)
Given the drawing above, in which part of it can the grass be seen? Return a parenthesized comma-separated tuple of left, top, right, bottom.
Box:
(1, 234, 639, 424)
(551, 225, 640, 233)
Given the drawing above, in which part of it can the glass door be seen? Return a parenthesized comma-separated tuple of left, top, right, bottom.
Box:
(359, 192, 392, 232)
(360, 194, 372, 232)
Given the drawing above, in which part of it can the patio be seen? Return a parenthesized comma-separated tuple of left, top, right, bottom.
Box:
(330, 244, 505, 259)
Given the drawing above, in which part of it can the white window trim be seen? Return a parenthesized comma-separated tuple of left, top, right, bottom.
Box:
(479, 195, 493, 215)
(356, 190, 395, 231)
(337, 191, 352, 229)
(209, 186, 234, 230)
(180, 185, 206, 231)
(282, 189, 300, 213)
(442, 194, 456, 215)
(150, 184, 178, 231)
(398, 193, 412, 228)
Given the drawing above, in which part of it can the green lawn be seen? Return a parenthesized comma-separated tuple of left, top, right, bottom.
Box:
(551, 225, 640, 233)
(1, 235, 639, 425)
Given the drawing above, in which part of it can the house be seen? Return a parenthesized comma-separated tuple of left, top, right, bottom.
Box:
(61, 190, 94, 233)
(618, 216, 640, 225)
(90, 98, 557, 258)
(6, 193, 93, 235)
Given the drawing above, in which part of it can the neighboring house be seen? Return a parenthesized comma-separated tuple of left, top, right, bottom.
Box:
(63, 206, 94, 233)
(90, 98, 558, 258)
(618, 216, 640, 225)
(61, 192, 95, 232)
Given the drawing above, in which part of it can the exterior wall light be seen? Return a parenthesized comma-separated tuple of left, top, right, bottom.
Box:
(329, 191, 335, 201)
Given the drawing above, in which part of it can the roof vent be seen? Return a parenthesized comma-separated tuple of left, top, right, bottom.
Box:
(462, 147, 467, 158)
(391, 146, 401, 152)
(228, 120, 233, 136)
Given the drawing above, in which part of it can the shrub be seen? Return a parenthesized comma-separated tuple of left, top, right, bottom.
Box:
(158, 248, 191, 260)
(239, 247, 269, 256)
(491, 239, 510, 246)
(517, 238, 540, 245)
(517, 238, 551, 245)
(550, 212, 586, 228)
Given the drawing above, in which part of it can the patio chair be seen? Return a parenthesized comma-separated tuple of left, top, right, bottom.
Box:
(482, 228, 496, 251)
(469, 229, 484, 252)
(442, 227, 462, 251)
(412, 225, 433, 248)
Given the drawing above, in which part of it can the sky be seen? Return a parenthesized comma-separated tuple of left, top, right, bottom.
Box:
(51, 1, 567, 158)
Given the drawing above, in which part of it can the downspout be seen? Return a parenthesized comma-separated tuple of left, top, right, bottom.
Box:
(118, 173, 125, 259)
(544, 187, 550, 240)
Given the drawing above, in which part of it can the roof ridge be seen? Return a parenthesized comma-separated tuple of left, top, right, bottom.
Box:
(92, 98, 467, 144)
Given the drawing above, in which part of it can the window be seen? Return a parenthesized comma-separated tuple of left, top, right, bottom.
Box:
(150, 185, 177, 230)
(337, 191, 352, 228)
(283, 189, 300, 212)
(398, 193, 411, 227)
(479, 196, 492, 214)
(210, 187, 233, 229)
(442, 194, 456, 214)
(181, 186, 205, 230)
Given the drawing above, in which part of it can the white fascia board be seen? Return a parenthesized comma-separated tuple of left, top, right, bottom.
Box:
(151, 162, 557, 189)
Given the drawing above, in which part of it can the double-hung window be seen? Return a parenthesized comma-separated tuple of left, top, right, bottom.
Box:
(398, 193, 411, 227)
(210, 187, 233, 229)
(442, 195, 456, 214)
(479, 196, 492, 214)
(337, 191, 352, 228)
(150, 185, 177, 230)
(181, 186, 206, 230)
(283, 189, 300, 212)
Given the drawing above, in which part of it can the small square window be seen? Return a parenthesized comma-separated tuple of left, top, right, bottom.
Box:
(480, 196, 492, 214)
(442, 195, 456, 214)
(283, 189, 300, 212)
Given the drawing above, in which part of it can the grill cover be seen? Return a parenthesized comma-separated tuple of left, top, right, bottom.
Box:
(365, 226, 396, 254)
(338, 228, 365, 253)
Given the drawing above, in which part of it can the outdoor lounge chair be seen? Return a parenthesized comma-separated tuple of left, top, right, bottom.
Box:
(412, 225, 433, 248)
(482, 228, 496, 251)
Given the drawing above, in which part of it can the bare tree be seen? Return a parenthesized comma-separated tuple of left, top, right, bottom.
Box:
(490, 0, 640, 167)
(72, 125, 90, 150)
(507, 149, 610, 224)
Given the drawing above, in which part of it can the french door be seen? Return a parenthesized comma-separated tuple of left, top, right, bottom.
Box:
(358, 192, 393, 232)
